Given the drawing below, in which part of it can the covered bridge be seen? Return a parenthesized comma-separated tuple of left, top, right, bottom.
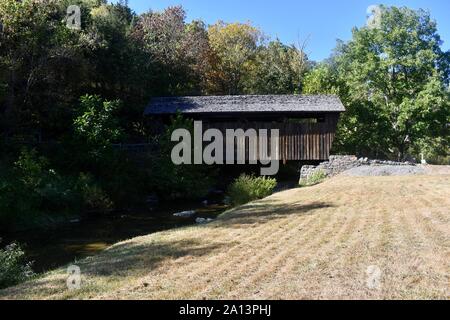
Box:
(144, 95, 345, 162)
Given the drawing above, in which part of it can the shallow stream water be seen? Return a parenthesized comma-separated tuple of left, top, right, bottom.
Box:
(3, 201, 228, 273)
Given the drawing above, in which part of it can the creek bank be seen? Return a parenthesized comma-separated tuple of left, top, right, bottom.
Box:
(2, 197, 228, 273)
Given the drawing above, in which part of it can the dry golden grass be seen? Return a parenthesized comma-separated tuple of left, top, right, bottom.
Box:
(1, 172, 449, 300)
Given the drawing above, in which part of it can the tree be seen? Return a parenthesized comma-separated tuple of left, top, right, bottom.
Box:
(206, 21, 262, 95)
(249, 40, 309, 94)
(303, 62, 341, 95)
(304, 6, 450, 160)
(74, 94, 122, 149)
(0, 0, 83, 136)
(131, 6, 210, 97)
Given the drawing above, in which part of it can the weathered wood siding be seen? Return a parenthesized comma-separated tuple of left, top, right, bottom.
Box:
(203, 114, 339, 161)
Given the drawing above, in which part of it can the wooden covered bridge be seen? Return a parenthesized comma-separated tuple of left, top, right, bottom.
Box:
(144, 95, 345, 162)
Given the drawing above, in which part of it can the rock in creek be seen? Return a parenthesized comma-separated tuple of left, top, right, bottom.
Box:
(195, 217, 214, 224)
(173, 210, 196, 217)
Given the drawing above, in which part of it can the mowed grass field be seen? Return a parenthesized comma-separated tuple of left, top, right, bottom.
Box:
(1, 171, 449, 299)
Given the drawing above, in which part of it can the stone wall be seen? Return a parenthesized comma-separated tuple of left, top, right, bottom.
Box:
(298, 165, 318, 183)
(299, 155, 416, 184)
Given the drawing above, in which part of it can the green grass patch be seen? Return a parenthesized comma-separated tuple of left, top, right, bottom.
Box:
(300, 169, 328, 187)
(227, 174, 277, 206)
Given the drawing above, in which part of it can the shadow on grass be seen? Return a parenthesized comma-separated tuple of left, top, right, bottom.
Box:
(218, 200, 334, 227)
(82, 238, 227, 276)
(0, 238, 228, 299)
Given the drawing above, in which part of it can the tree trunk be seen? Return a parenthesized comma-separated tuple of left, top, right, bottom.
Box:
(397, 142, 405, 161)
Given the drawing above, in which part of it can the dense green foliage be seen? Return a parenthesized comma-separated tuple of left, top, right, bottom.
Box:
(0, 1, 309, 138)
(303, 6, 450, 161)
(74, 95, 123, 149)
(146, 114, 216, 200)
(0, 1, 448, 232)
(0, 148, 112, 230)
(0, 1, 309, 230)
(227, 174, 277, 206)
(0, 241, 34, 289)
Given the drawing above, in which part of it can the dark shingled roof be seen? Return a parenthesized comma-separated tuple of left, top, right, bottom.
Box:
(144, 95, 345, 115)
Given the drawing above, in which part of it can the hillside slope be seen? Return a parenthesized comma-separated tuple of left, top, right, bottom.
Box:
(1, 173, 449, 299)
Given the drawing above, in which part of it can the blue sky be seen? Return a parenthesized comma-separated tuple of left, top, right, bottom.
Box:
(120, 0, 450, 61)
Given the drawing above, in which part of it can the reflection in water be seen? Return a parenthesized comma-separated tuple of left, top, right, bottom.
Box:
(4, 201, 228, 273)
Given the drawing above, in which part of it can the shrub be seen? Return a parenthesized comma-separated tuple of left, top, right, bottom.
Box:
(0, 149, 112, 231)
(0, 241, 34, 289)
(0, 149, 66, 229)
(75, 173, 113, 211)
(300, 169, 327, 187)
(227, 174, 277, 206)
(74, 95, 123, 149)
(147, 114, 216, 200)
